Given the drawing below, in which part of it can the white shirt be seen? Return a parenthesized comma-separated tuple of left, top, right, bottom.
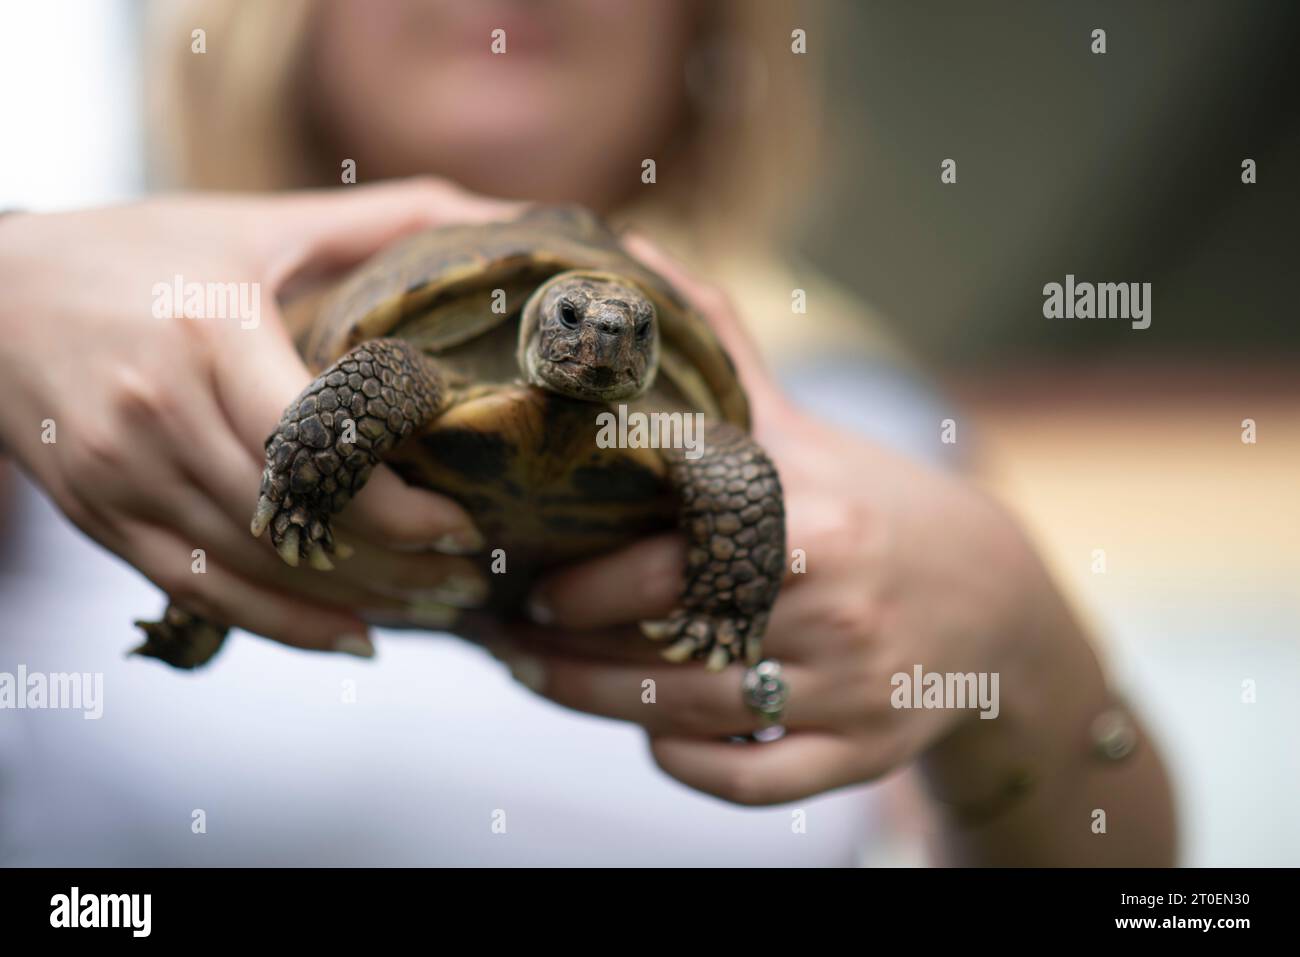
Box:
(0, 363, 948, 866)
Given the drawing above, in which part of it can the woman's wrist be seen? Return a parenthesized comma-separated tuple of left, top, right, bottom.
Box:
(915, 554, 1113, 825)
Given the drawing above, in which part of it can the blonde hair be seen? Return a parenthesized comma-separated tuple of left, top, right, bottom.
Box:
(146, 1, 897, 363)
(147, 0, 819, 252)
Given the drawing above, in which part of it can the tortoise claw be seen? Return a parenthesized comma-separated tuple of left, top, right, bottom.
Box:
(250, 495, 277, 538)
(277, 527, 301, 567)
(645, 608, 768, 669)
(662, 637, 697, 663)
(639, 619, 676, 642)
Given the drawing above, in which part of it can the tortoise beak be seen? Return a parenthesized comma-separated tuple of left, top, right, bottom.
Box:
(574, 313, 644, 389)
(582, 365, 619, 389)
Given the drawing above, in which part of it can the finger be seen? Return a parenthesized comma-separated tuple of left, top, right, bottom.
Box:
(205, 310, 486, 556)
(130, 350, 481, 588)
(258, 177, 526, 286)
(205, 306, 484, 553)
(488, 647, 826, 736)
(621, 232, 791, 426)
(649, 732, 865, 806)
(206, 302, 316, 449)
(162, 451, 484, 610)
(135, 352, 281, 531)
(329, 538, 487, 610)
(621, 234, 763, 368)
(171, 392, 267, 526)
(527, 533, 684, 628)
(752, 577, 843, 661)
(465, 617, 666, 666)
(162, 480, 431, 616)
(127, 522, 373, 655)
(340, 465, 482, 552)
(233, 179, 523, 408)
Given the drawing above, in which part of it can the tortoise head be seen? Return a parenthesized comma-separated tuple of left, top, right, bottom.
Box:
(518, 271, 658, 403)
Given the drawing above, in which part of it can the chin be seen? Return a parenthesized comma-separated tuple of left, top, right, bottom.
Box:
(556, 379, 644, 404)
(420, 69, 568, 142)
(538, 363, 643, 403)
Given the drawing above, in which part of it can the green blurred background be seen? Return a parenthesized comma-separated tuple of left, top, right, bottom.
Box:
(799, 0, 1299, 366)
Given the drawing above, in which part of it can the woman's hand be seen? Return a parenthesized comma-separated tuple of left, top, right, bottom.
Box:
(468, 236, 1038, 798)
(470, 238, 1175, 864)
(0, 179, 518, 656)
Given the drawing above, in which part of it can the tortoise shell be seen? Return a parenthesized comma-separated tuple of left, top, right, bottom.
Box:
(297, 205, 751, 613)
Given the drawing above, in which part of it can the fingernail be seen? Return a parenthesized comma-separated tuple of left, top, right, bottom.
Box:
(432, 526, 485, 555)
(411, 575, 488, 608)
(525, 591, 554, 625)
(507, 653, 546, 693)
(405, 599, 459, 629)
(334, 633, 375, 659)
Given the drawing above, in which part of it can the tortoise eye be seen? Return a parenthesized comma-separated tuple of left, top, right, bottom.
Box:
(558, 299, 580, 328)
(636, 319, 652, 341)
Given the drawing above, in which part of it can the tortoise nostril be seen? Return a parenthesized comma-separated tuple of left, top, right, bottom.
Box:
(594, 315, 628, 336)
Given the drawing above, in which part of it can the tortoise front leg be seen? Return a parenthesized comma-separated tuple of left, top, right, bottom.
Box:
(251, 338, 446, 566)
(645, 421, 786, 671)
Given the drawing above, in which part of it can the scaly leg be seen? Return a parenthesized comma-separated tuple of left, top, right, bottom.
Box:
(251, 338, 446, 565)
(131, 339, 446, 670)
(644, 421, 786, 671)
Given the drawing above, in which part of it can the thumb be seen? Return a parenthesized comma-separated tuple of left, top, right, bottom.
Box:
(208, 310, 481, 553)
(215, 177, 524, 445)
(205, 297, 315, 451)
(621, 232, 795, 430)
(207, 181, 498, 547)
(254, 177, 525, 288)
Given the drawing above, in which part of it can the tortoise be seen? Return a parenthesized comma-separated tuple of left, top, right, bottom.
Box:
(133, 205, 786, 671)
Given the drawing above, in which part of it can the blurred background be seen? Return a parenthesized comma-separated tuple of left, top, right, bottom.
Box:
(1, 0, 1296, 865)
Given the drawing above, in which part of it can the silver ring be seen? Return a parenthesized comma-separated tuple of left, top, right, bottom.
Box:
(742, 659, 789, 732)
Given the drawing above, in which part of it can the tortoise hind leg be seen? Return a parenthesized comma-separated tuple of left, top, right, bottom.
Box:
(644, 421, 786, 671)
(251, 338, 447, 566)
(132, 604, 229, 669)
